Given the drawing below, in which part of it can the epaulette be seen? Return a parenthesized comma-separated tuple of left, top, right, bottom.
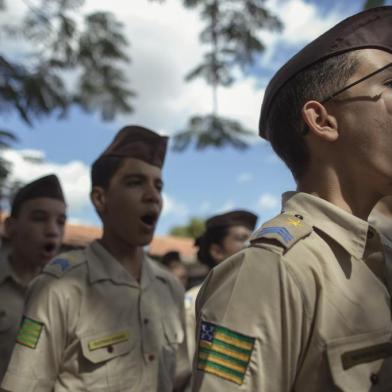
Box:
(249, 213, 313, 251)
(43, 250, 86, 278)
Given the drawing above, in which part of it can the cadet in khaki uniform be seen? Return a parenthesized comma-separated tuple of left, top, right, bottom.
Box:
(0, 175, 66, 381)
(193, 7, 392, 392)
(1, 126, 188, 392)
(184, 210, 257, 365)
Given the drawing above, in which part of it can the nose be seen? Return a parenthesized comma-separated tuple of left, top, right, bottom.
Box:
(143, 183, 162, 205)
(45, 219, 62, 238)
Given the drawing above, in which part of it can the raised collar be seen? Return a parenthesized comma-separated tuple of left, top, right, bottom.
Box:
(282, 192, 370, 260)
(86, 240, 156, 289)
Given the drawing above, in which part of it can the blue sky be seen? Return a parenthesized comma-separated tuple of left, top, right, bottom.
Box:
(1, 0, 391, 235)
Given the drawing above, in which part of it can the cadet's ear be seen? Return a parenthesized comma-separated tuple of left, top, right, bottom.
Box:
(301, 100, 339, 142)
(209, 243, 225, 264)
(90, 186, 107, 215)
(4, 216, 16, 239)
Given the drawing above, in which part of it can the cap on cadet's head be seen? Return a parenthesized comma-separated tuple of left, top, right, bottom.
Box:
(11, 174, 65, 217)
(98, 125, 168, 168)
(206, 210, 258, 231)
(259, 6, 392, 139)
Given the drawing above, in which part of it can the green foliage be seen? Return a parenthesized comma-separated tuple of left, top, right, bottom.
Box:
(186, 0, 282, 87)
(173, 114, 255, 151)
(0, 0, 134, 126)
(180, 0, 282, 151)
(169, 217, 206, 239)
(363, 0, 385, 9)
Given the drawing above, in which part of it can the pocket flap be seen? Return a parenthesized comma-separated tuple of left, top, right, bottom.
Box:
(163, 315, 184, 344)
(327, 330, 392, 391)
(81, 329, 134, 364)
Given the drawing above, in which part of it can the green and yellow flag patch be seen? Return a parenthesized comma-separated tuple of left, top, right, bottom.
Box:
(197, 321, 255, 385)
(16, 316, 43, 349)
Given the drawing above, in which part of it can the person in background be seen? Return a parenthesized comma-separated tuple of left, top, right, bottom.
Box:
(1, 125, 188, 392)
(184, 210, 257, 365)
(0, 174, 66, 381)
(162, 251, 188, 289)
(192, 6, 392, 391)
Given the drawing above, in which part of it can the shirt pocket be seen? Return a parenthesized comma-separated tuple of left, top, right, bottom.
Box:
(79, 328, 138, 390)
(327, 329, 392, 392)
(159, 315, 184, 389)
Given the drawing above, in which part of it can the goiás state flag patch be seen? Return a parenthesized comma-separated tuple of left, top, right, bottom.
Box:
(197, 321, 255, 385)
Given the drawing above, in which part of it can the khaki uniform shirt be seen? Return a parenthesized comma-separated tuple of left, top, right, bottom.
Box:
(185, 284, 202, 366)
(192, 192, 392, 392)
(0, 257, 27, 381)
(1, 240, 186, 392)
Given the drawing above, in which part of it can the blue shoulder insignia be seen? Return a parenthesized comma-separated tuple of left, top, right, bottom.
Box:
(43, 251, 85, 278)
(250, 213, 312, 250)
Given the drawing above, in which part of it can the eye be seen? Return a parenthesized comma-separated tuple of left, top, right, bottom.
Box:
(125, 179, 143, 187)
(155, 181, 163, 193)
(384, 80, 392, 88)
(57, 217, 66, 226)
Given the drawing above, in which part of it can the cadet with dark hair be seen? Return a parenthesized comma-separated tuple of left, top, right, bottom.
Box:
(1, 126, 187, 392)
(184, 210, 257, 368)
(0, 175, 66, 381)
(193, 7, 392, 391)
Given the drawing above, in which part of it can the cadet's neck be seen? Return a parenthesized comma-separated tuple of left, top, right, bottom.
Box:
(100, 232, 144, 281)
(297, 165, 381, 220)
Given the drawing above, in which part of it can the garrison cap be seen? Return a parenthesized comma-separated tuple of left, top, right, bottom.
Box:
(196, 210, 258, 267)
(11, 174, 65, 217)
(259, 6, 392, 138)
(206, 210, 258, 231)
(98, 125, 168, 168)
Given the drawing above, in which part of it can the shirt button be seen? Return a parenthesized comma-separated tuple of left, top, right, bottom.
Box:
(370, 373, 379, 385)
(148, 354, 155, 361)
(294, 214, 304, 220)
(107, 345, 114, 353)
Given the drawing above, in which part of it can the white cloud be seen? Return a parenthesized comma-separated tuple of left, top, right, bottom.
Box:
(258, 0, 342, 68)
(1, 0, 347, 139)
(1, 149, 91, 215)
(237, 172, 254, 184)
(162, 193, 189, 218)
(258, 193, 280, 210)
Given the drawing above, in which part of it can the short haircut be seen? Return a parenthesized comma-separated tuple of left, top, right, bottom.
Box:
(196, 226, 229, 269)
(267, 52, 359, 180)
(91, 156, 125, 189)
(161, 251, 181, 267)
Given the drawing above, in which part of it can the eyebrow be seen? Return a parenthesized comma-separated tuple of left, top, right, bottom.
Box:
(122, 173, 163, 182)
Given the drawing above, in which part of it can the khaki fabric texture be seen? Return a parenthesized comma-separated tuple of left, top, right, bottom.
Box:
(192, 192, 392, 392)
(184, 284, 202, 366)
(0, 257, 28, 382)
(1, 240, 186, 392)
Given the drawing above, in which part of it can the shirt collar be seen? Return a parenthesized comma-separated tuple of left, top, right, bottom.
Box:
(86, 240, 156, 289)
(282, 192, 370, 260)
(0, 255, 25, 286)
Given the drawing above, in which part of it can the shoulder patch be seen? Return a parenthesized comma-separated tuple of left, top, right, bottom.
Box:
(16, 316, 43, 349)
(43, 250, 85, 278)
(249, 213, 312, 250)
(196, 321, 255, 385)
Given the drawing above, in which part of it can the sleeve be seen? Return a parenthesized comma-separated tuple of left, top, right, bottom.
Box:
(191, 246, 311, 392)
(1, 275, 68, 392)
